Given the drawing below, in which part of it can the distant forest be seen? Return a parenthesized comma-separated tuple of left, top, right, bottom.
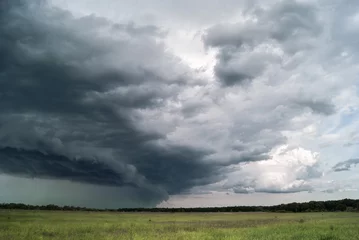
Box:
(1, 199, 359, 213)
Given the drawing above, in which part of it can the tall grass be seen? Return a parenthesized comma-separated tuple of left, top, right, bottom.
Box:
(0, 210, 358, 239)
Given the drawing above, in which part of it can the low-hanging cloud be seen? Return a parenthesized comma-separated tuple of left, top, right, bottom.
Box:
(0, 0, 221, 206)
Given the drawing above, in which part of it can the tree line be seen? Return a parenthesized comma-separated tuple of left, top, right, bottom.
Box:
(0, 199, 358, 213)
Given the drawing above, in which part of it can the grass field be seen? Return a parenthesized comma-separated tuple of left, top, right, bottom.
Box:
(0, 210, 358, 240)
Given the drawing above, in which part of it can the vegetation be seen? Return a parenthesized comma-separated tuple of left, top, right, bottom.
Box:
(0, 210, 358, 239)
(1, 199, 358, 239)
(1, 198, 359, 213)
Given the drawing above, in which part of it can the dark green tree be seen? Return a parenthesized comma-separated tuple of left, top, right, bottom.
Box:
(336, 204, 347, 211)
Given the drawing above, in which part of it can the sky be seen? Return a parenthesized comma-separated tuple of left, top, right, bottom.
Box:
(0, 0, 359, 209)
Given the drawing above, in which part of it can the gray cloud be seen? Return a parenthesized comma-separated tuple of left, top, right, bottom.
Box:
(332, 159, 359, 172)
(204, 0, 322, 86)
(293, 99, 336, 116)
(0, 0, 222, 207)
(2, 0, 358, 207)
(204, 0, 320, 48)
(0, 147, 130, 186)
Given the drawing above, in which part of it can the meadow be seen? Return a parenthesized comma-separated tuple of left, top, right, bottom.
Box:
(0, 210, 358, 240)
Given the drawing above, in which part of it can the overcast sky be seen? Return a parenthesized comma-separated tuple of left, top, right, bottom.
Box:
(0, 0, 359, 208)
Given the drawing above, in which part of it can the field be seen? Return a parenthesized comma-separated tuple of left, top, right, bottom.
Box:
(0, 210, 358, 240)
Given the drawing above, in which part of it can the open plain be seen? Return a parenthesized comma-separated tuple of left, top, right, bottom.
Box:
(0, 210, 358, 240)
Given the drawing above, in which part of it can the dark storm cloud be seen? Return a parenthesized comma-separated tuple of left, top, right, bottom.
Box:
(332, 159, 359, 172)
(0, 0, 224, 206)
(0, 147, 130, 187)
(129, 145, 220, 194)
(0, 4, 165, 114)
(2, 0, 349, 207)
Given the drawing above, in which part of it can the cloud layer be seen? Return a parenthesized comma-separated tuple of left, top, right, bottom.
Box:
(1, 0, 359, 207)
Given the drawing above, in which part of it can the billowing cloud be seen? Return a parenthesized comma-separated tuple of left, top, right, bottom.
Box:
(0, 0, 217, 206)
(1, 0, 359, 207)
(203, 0, 322, 86)
(221, 145, 322, 194)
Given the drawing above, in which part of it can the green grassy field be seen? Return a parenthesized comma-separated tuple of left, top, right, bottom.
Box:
(0, 210, 358, 240)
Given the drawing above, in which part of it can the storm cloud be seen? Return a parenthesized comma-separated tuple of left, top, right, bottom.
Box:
(1, 0, 359, 207)
(0, 0, 220, 206)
